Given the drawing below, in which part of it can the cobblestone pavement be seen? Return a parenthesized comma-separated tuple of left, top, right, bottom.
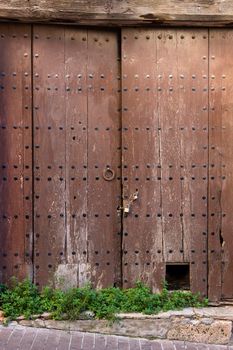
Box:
(0, 325, 232, 350)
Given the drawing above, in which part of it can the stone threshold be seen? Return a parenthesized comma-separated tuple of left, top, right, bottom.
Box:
(16, 306, 233, 345)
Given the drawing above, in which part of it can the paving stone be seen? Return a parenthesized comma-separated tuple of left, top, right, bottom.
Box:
(5, 328, 24, 349)
(44, 329, 61, 349)
(194, 306, 233, 321)
(17, 308, 233, 345)
(129, 338, 140, 350)
(0, 325, 231, 350)
(117, 309, 195, 320)
(56, 331, 71, 350)
(0, 327, 14, 348)
(118, 336, 130, 350)
(185, 343, 198, 350)
(70, 332, 84, 350)
(151, 341, 162, 350)
(20, 317, 171, 339)
(161, 340, 176, 349)
(195, 345, 209, 350)
(206, 345, 226, 350)
(167, 319, 232, 344)
(105, 335, 118, 350)
(82, 333, 95, 349)
(140, 339, 152, 350)
(31, 329, 49, 350)
(94, 334, 106, 349)
(17, 327, 37, 350)
(173, 341, 187, 349)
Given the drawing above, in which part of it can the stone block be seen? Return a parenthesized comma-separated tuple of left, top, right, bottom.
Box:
(167, 318, 232, 344)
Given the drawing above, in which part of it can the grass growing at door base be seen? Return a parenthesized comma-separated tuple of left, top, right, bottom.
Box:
(0, 279, 208, 322)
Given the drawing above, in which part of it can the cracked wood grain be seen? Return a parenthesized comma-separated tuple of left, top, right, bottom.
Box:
(1, 1, 233, 26)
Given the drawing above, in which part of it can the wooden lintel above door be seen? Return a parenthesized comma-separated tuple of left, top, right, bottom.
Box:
(1, 1, 233, 27)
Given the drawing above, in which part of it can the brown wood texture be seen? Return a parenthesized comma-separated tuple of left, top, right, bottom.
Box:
(64, 28, 89, 287)
(122, 29, 164, 292)
(170, 29, 208, 296)
(157, 30, 184, 265)
(209, 29, 233, 300)
(122, 28, 208, 296)
(0, 24, 33, 282)
(1, 23, 233, 300)
(1, 1, 233, 26)
(33, 25, 67, 286)
(33, 25, 121, 288)
(87, 30, 121, 288)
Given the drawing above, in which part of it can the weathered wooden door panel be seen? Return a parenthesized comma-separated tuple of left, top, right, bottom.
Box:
(63, 27, 88, 288)
(121, 29, 164, 291)
(0, 24, 33, 282)
(157, 29, 209, 296)
(209, 29, 233, 300)
(87, 31, 122, 288)
(1, 23, 233, 301)
(122, 29, 208, 296)
(33, 26, 121, 288)
(33, 26, 67, 287)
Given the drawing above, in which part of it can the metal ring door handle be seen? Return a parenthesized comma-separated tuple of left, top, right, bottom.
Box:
(103, 167, 115, 181)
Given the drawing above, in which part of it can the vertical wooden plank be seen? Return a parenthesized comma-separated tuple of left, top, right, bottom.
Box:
(122, 29, 164, 291)
(174, 29, 208, 296)
(33, 25, 66, 287)
(87, 30, 121, 288)
(0, 24, 32, 283)
(156, 30, 184, 264)
(64, 28, 89, 287)
(65, 28, 122, 288)
(33, 26, 121, 288)
(209, 29, 233, 300)
(157, 30, 208, 296)
(123, 28, 208, 296)
(208, 29, 222, 301)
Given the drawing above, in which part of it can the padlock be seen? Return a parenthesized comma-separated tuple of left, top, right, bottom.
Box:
(133, 191, 139, 200)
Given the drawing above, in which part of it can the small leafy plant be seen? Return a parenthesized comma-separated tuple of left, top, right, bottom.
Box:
(0, 279, 208, 322)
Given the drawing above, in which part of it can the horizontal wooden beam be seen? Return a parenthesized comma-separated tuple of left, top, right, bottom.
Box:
(1, 1, 233, 26)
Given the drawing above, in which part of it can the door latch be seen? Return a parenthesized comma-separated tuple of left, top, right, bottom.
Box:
(117, 190, 139, 216)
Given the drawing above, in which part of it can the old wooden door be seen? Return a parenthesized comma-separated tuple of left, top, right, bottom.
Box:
(1, 24, 233, 301)
(0, 24, 33, 282)
(0, 24, 122, 289)
(33, 26, 122, 288)
(208, 30, 233, 301)
(122, 28, 233, 300)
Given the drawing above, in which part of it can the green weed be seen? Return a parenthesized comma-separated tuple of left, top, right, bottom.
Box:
(0, 279, 208, 321)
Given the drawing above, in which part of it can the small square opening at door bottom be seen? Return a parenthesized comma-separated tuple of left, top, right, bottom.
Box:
(166, 263, 190, 291)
